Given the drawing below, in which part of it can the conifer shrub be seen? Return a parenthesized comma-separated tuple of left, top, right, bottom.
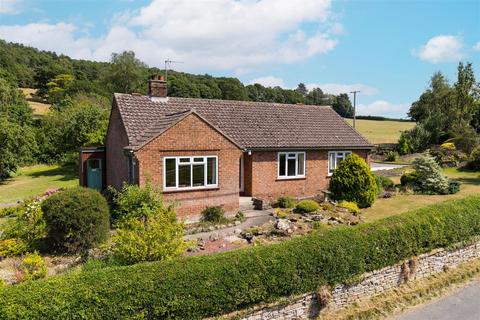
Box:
(201, 206, 225, 223)
(41, 187, 109, 254)
(277, 196, 295, 209)
(329, 154, 377, 208)
(295, 200, 319, 213)
(411, 154, 449, 194)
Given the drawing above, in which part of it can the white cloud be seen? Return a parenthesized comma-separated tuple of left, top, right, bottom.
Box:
(473, 42, 480, 51)
(0, 0, 21, 14)
(306, 83, 379, 96)
(0, 0, 340, 73)
(248, 76, 285, 88)
(357, 100, 410, 118)
(413, 35, 464, 63)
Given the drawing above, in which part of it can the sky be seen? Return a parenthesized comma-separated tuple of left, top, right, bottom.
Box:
(0, 0, 479, 118)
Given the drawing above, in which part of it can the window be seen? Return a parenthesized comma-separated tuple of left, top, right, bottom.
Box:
(278, 152, 306, 178)
(163, 156, 218, 190)
(328, 151, 352, 175)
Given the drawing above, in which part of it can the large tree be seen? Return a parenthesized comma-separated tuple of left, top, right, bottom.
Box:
(332, 93, 354, 117)
(102, 51, 147, 94)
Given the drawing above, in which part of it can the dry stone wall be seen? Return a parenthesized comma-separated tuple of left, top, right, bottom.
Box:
(238, 240, 480, 320)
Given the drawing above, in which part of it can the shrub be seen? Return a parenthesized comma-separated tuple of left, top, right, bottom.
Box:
(277, 196, 295, 209)
(2, 196, 480, 319)
(110, 183, 163, 222)
(110, 203, 187, 265)
(440, 142, 456, 150)
(17, 252, 47, 282)
(0, 239, 27, 258)
(384, 150, 399, 162)
(1, 200, 46, 252)
(295, 200, 320, 213)
(375, 175, 395, 195)
(466, 146, 480, 170)
(397, 133, 414, 155)
(0, 206, 21, 218)
(201, 206, 225, 223)
(448, 180, 461, 194)
(41, 187, 109, 254)
(329, 154, 377, 208)
(411, 154, 449, 194)
(400, 171, 419, 187)
(429, 146, 467, 168)
(337, 201, 360, 215)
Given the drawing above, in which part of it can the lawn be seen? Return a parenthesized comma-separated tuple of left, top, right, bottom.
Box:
(362, 168, 480, 222)
(0, 165, 78, 205)
(344, 119, 415, 144)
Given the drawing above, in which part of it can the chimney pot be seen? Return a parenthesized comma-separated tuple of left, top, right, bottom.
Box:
(148, 74, 167, 97)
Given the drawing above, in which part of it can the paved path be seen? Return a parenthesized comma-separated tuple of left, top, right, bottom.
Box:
(371, 162, 408, 172)
(396, 280, 480, 320)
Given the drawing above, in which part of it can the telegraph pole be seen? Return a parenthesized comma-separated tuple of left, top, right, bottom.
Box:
(350, 90, 360, 128)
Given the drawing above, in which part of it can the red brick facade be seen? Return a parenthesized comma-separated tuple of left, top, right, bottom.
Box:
(106, 101, 130, 190)
(105, 105, 371, 219)
(243, 150, 369, 202)
(134, 113, 243, 219)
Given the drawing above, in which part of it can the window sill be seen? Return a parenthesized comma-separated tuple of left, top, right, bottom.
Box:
(276, 176, 306, 181)
(163, 186, 219, 194)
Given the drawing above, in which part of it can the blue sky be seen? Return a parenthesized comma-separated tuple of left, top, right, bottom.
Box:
(0, 0, 479, 118)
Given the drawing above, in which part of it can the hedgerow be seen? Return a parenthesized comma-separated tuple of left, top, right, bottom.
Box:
(1, 196, 480, 319)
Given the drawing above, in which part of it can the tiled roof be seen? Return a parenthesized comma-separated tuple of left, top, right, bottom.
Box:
(114, 93, 373, 150)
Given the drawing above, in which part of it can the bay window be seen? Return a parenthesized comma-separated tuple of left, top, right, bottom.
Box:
(278, 152, 305, 178)
(164, 156, 218, 190)
(328, 151, 352, 175)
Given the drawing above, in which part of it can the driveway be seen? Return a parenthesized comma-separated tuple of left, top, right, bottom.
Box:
(396, 279, 480, 320)
(370, 162, 408, 171)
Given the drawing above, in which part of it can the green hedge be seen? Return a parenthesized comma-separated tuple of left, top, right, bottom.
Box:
(2, 196, 480, 319)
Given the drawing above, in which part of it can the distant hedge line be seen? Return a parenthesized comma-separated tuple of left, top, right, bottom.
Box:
(2, 196, 480, 319)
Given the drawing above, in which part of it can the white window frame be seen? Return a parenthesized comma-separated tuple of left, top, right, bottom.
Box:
(163, 155, 218, 191)
(277, 151, 306, 179)
(328, 151, 352, 176)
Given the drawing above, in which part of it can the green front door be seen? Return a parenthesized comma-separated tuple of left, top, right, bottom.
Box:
(87, 158, 103, 191)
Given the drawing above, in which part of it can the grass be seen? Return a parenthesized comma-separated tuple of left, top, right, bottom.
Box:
(319, 257, 480, 320)
(363, 168, 480, 222)
(20, 88, 50, 117)
(345, 119, 415, 144)
(0, 165, 78, 204)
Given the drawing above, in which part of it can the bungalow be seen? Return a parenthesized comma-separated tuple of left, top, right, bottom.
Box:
(80, 76, 373, 219)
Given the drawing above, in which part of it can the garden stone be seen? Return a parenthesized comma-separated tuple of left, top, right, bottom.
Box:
(275, 219, 290, 231)
(208, 226, 215, 231)
(234, 228, 242, 234)
(227, 223, 234, 227)
(234, 220, 241, 226)
(311, 215, 323, 221)
(209, 233, 220, 241)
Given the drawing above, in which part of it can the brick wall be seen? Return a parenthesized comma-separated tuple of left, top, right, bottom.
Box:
(236, 239, 480, 320)
(247, 150, 369, 201)
(135, 113, 242, 219)
(105, 101, 130, 190)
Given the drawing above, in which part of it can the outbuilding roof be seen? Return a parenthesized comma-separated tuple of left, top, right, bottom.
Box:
(113, 93, 373, 150)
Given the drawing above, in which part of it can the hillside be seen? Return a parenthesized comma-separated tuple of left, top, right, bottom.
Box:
(345, 119, 415, 144)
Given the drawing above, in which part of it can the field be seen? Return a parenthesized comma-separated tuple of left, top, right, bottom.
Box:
(345, 118, 415, 144)
(363, 168, 480, 222)
(0, 165, 78, 205)
(21, 88, 50, 116)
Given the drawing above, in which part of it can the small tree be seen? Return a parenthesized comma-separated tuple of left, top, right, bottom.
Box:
(41, 187, 110, 254)
(397, 133, 414, 155)
(329, 154, 377, 208)
(411, 153, 449, 194)
(110, 185, 187, 265)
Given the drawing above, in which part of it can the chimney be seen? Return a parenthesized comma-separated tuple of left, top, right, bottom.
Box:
(148, 75, 167, 97)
